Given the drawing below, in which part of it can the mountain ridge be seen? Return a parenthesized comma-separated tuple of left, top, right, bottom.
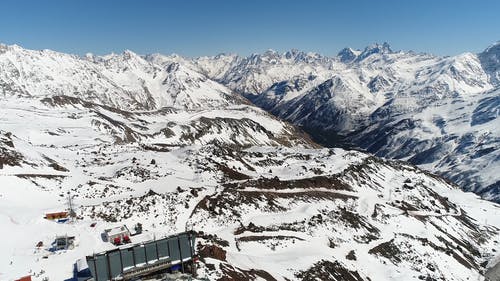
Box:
(189, 41, 500, 203)
(0, 42, 499, 280)
(1, 95, 498, 280)
(1, 42, 498, 203)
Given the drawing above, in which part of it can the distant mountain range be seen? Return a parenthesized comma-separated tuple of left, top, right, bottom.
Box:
(190, 42, 500, 203)
(1, 42, 498, 202)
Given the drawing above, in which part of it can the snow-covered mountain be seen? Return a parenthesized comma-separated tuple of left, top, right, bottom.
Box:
(2, 42, 496, 202)
(192, 42, 500, 203)
(0, 43, 499, 281)
(0, 96, 499, 281)
(0, 44, 241, 110)
(479, 41, 500, 85)
(193, 49, 336, 97)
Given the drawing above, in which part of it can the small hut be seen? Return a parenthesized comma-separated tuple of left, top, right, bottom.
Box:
(45, 211, 68, 220)
(52, 235, 75, 251)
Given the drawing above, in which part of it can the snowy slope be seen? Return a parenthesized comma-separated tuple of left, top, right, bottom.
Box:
(0, 42, 499, 281)
(1, 42, 497, 201)
(0, 93, 314, 280)
(354, 86, 500, 202)
(193, 42, 500, 202)
(0, 95, 499, 281)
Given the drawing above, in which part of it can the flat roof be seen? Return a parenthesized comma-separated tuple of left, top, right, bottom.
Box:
(105, 225, 129, 236)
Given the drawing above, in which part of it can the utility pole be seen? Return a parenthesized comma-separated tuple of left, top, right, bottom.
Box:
(67, 191, 76, 221)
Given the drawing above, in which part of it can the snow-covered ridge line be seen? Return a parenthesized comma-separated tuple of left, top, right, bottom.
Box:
(0, 41, 498, 202)
(189, 41, 500, 203)
(0, 92, 499, 280)
(0, 42, 242, 111)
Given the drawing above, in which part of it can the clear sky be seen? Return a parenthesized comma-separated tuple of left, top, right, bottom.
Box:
(1, 0, 499, 57)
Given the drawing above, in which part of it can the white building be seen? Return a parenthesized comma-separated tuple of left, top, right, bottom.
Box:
(104, 225, 131, 244)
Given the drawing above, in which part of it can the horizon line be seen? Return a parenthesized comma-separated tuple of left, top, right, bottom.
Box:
(1, 40, 498, 59)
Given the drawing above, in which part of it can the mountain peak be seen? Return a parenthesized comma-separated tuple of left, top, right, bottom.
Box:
(212, 52, 238, 59)
(482, 41, 500, 53)
(122, 49, 141, 60)
(83, 52, 98, 62)
(283, 49, 310, 61)
(284, 48, 301, 58)
(357, 42, 393, 61)
(263, 49, 278, 55)
(0, 43, 22, 53)
(337, 47, 360, 63)
(478, 40, 500, 85)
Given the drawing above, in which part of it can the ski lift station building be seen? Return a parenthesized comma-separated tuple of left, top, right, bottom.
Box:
(83, 231, 197, 280)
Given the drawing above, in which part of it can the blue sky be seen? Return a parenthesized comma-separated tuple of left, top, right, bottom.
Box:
(1, 0, 499, 57)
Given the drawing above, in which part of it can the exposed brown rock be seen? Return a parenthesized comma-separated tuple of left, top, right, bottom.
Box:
(219, 263, 277, 281)
(199, 244, 227, 261)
